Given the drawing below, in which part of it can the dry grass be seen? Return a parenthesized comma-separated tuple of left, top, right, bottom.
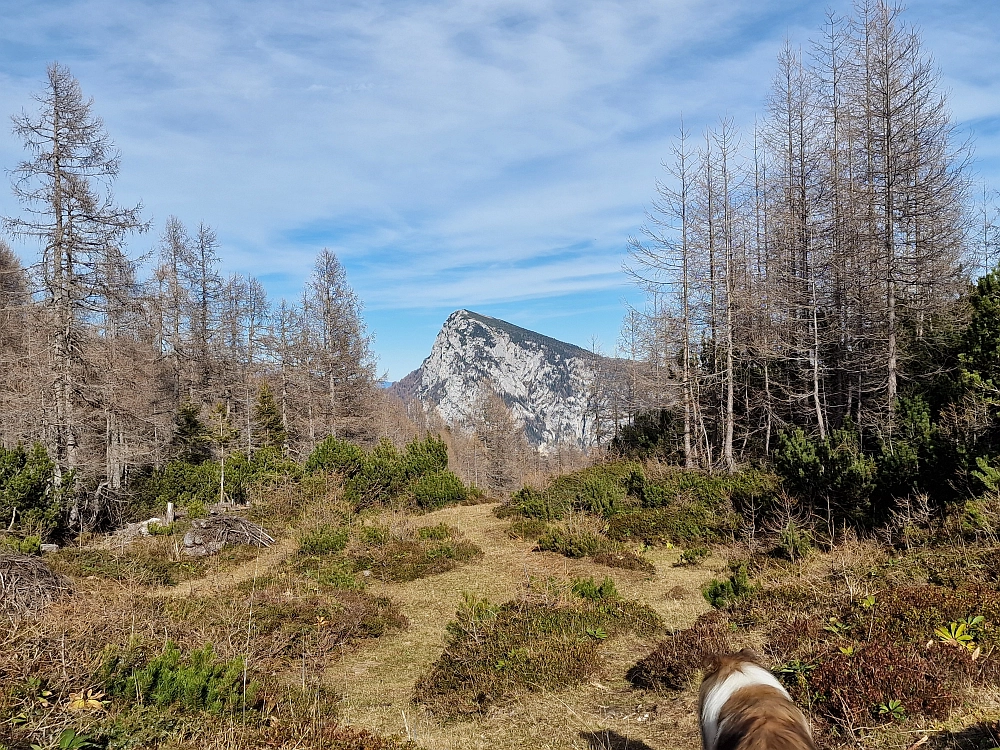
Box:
(329, 503, 717, 750)
(16, 476, 1000, 750)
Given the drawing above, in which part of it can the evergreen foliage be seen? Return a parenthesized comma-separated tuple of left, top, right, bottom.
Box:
(100, 640, 257, 713)
(172, 401, 211, 464)
(411, 470, 467, 510)
(304, 434, 468, 511)
(253, 382, 286, 451)
(305, 435, 366, 476)
(0, 443, 67, 538)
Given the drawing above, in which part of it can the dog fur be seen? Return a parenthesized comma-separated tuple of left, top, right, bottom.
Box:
(699, 648, 815, 750)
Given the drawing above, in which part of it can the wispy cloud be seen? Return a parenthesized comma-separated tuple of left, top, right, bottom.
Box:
(0, 0, 997, 378)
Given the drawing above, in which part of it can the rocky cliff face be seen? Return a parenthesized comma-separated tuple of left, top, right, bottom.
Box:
(392, 310, 603, 449)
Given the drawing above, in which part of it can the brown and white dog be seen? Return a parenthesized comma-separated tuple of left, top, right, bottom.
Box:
(699, 649, 815, 750)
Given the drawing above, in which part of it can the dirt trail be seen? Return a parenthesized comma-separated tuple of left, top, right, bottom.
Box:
(151, 536, 298, 598)
(331, 503, 718, 750)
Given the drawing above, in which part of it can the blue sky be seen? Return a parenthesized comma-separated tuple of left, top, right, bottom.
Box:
(1, 0, 999, 380)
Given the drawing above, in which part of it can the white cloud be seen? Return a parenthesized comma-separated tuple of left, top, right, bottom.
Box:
(0, 0, 997, 376)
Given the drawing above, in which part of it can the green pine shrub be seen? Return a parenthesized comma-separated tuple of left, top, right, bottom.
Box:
(298, 523, 350, 555)
(500, 463, 645, 521)
(676, 546, 710, 566)
(401, 435, 449, 479)
(775, 521, 814, 561)
(703, 562, 754, 609)
(0, 443, 67, 539)
(411, 470, 467, 510)
(305, 436, 366, 477)
(0, 534, 42, 555)
(606, 502, 738, 545)
(99, 640, 257, 713)
(332, 436, 467, 511)
(571, 576, 619, 601)
(535, 527, 609, 558)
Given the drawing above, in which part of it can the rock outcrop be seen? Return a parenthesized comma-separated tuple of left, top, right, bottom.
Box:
(392, 310, 607, 449)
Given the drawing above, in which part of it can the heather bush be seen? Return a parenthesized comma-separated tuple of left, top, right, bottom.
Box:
(298, 523, 350, 555)
(414, 585, 663, 719)
(350, 524, 482, 582)
(592, 549, 657, 573)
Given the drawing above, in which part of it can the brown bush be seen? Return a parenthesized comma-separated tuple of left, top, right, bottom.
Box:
(626, 610, 734, 691)
(592, 550, 656, 573)
(805, 641, 982, 728)
(415, 587, 664, 719)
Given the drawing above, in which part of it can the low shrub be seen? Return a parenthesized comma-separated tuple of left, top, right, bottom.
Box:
(414, 586, 664, 718)
(806, 641, 983, 727)
(298, 524, 350, 555)
(415, 523, 451, 541)
(606, 503, 738, 545)
(0, 534, 42, 555)
(128, 449, 300, 522)
(864, 584, 1000, 650)
(321, 435, 470, 511)
(592, 549, 656, 573)
(501, 463, 645, 521)
(627, 610, 734, 690)
(99, 640, 257, 713)
(703, 562, 754, 609)
(676, 546, 710, 566)
(411, 470, 467, 510)
(506, 518, 550, 540)
(298, 556, 366, 591)
(772, 426, 880, 527)
(642, 468, 780, 511)
(571, 576, 619, 601)
(628, 548, 1000, 737)
(351, 525, 483, 583)
(244, 590, 406, 654)
(775, 521, 813, 561)
(535, 527, 609, 558)
(47, 548, 191, 587)
(401, 435, 449, 479)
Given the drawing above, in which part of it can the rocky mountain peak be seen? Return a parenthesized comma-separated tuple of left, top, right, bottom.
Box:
(392, 310, 604, 449)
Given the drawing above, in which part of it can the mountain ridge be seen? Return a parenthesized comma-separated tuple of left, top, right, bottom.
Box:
(391, 310, 606, 449)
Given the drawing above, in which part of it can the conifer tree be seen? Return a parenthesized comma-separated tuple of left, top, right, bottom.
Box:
(172, 400, 211, 464)
(253, 383, 286, 452)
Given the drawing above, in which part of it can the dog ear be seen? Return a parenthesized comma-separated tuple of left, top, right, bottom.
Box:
(737, 647, 763, 665)
(701, 651, 723, 675)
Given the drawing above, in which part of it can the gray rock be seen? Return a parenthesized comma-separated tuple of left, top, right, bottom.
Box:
(390, 309, 621, 450)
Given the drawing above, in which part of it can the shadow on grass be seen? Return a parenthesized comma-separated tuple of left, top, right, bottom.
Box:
(929, 722, 1000, 750)
(580, 729, 657, 750)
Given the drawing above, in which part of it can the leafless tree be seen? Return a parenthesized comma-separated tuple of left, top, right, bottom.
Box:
(3, 63, 147, 514)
